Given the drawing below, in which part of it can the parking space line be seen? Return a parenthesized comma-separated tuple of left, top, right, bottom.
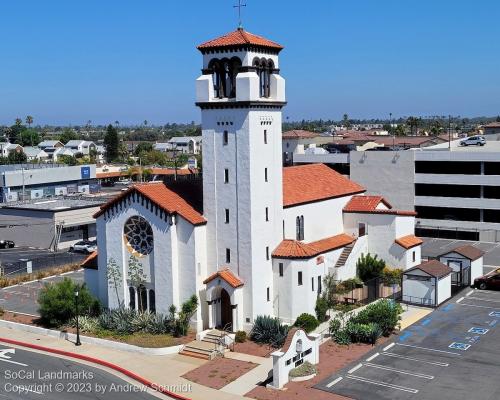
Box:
(346, 375, 418, 393)
(348, 363, 363, 374)
(457, 303, 498, 310)
(396, 343, 461, 356)
(383, 343, 395, 351)
(381, 352, 449, 366)
(366, 353, 379, 362)
(467, 297, 500, 304)
(326, 377, 343, 388)
(364, 363, 434, 379)
(456, 297, 465, 303)
(466, 290, 474, 297)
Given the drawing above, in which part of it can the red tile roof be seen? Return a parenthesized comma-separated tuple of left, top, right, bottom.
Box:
(94, 182, 206, 226)
(197, 28, 283, 51)
(343, 195, 392, 212)
(273, 233, 355, 259)
(81, 251, 98, 270)
(282, 130, 319, 139)
(405, 260, 452, 279)
(395, 235, 423, 249)
(283, 164, 365, 207)
(441, 245, 484, 261)
(343, 195, 416, 216)
(203, 268, 244, 288)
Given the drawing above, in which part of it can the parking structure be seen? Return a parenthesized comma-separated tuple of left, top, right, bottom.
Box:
(316, 288, 500, 400)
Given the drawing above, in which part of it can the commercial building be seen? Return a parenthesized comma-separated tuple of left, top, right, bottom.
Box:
(0, 198, 104, 250)
(0, 164, 98, 203)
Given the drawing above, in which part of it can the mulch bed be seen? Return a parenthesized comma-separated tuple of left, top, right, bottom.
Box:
(1, 311, 42, 326)
(232, 340, 274, 358)
(245, 336, 391, 400)
(182, 357, 258, 390)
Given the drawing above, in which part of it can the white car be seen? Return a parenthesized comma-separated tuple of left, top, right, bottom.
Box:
(460, 136, 485, 146)
(70, 240, 97, 254)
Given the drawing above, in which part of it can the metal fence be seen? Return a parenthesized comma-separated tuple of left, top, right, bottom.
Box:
(1, 252, 87, 276)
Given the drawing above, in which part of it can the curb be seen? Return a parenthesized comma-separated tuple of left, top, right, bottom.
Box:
(0, 337, 191, 400)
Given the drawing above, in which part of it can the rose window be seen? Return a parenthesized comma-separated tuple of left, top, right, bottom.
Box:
(124, 216, 153, 255)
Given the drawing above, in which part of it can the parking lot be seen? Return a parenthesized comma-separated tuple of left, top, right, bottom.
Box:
(0, 270, 84, 316)
(316, 289, 500, 400)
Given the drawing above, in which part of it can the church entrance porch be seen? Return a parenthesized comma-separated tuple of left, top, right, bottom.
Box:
(203, 268, 244, 332)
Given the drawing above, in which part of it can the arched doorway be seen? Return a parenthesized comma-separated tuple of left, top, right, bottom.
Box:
(220, 289, 233, 331)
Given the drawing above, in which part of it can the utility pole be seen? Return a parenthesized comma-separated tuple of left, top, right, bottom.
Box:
(448, 115, 451, 150)
(21, 167, 25, 202)
(390, 112, 394, 150)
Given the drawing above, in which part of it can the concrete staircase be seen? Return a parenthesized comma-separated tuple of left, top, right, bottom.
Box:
(179, 330, 226, 360)
(335, 241, 356, 269)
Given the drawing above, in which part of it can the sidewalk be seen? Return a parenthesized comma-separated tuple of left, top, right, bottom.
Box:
(399, 304, 433, 330)
(0, 326, 246, 400)
(221, 352, 272, 396)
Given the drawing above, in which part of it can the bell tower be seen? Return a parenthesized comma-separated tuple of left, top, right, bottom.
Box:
(196, 28, 286, 329)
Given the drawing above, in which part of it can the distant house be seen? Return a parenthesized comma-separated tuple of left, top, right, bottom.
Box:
(282, 130, 331, 165)
(53, 147, 76, 162)
(38, 140, 64, 150)
(23, 147, 49, 162)
(64, 140, 96, 156)
(482, 122, 500, 136)
(0, 143, 23, 158)
(157, 136, 202, 154)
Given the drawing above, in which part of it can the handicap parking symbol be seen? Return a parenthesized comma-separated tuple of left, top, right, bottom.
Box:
(468, 327, 489, 335)
(489, 311, 500, 318)
(449, 342, 471, 351)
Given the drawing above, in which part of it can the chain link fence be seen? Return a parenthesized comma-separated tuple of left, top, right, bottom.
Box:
(0, 252, 87, 276)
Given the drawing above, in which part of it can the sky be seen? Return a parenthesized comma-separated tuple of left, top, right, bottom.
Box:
(1, 0, 500, 126)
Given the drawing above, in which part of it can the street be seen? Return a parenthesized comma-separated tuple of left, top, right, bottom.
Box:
(0, 346, 162, 399)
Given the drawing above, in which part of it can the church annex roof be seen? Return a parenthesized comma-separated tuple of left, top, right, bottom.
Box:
(395, 235, 423, 249)
(197, 28, 283, 52)
(94, 182, 206, 226)
(273, 233, 355, 259)
(283, 164, 365, 208)
(405, 260, 452, 279)
(282, 130, 319, 139)
(439, 245, 484, 261)
(343, 195, 417, 216)
(203, 268, 244, 288)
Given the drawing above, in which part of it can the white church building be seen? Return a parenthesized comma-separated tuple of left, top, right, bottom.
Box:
(85, 28, 422, 332)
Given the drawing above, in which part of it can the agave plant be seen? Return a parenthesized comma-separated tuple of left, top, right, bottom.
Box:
(131, 311, 155, 333)
(70, 316, 99, 333)
(250, 315, 290, 347)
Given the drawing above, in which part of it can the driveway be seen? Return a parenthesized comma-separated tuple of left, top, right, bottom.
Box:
(316, 289, 500, 400)
(0, 270, 84, 316)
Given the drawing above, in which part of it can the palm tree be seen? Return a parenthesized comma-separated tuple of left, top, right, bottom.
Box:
(15, 118, 22, 127)
(114, 120, 119, 127)
(25, 115, 33, 128)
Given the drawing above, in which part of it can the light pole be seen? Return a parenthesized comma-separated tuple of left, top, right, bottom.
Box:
(74, 289, 81, 346)
(390, 112, 394, 150)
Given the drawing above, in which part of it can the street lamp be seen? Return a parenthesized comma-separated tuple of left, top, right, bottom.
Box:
(74, 289, 81, 346)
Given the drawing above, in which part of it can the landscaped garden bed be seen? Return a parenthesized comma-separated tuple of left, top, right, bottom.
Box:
(182, 358, 258, 389)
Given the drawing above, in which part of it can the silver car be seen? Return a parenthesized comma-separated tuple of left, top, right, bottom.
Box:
(460, 135, 486, 146)
(70, 240, 97, 254)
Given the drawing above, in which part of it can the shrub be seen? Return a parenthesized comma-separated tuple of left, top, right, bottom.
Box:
(251, 315, 290, 347)
(289, 361, 317, 378)
(345, 322, 381, 344)
(381, 267, 403, 286)
(315, 296, 329, 323)
(38, 278, 101, 327)
(356, 253, 385, 282)
(294, 313, 319, 333)
(70, 316, 99, 333)
(351, 299, 403, 336)
(132, 311, 155, 332)
(173, 295, 198, 337)
(235, 330, 247, 343)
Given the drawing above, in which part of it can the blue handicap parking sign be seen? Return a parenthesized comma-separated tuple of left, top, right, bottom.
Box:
(449, 342, 471, 351)
(489, 311, 500, 318)
(468, 327, 489, 335)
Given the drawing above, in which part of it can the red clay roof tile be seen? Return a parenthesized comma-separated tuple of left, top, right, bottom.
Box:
(203, 268, 244, 288)
(405, 260, 452, 278)
(282, 130, 319, 139)
(273, 233, 355, 259)
(395, 235, 423, 249)
(283, 164, 365, 207)
(343, 195, 392, 212)
(81, 251, 98, 270)
(197, 29, 283, 51)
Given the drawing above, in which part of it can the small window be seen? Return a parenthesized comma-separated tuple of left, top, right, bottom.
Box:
(267, 287, 270, 302)
(223, 130, 228, 145)
(279, 263, 284, 277)
(224, 169, 229, 183)
(264, 130, 268, 144)
(318, 276, 322, 294)
(266, 246, 270, 260)
(225, 208, 230, 223)
(129, 287, 136, 310)
(311, 277, 314, 292)
(264, 168, 268, 182)
(298, 271, 303, 286)
(226, 248, 231, 263)
(149, 290, 156, 313)
(358, 223, 366, 237)
(139, 285, 147, 312)
(265, 207, 269, 221)
(412, 251, 416, 262)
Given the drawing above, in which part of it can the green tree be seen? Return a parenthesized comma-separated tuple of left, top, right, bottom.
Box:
(19, 129, 40, 147)
(134, 142, 153, 156)
(342, 113, 351, 128)
(25, 115, 33, 128)
(8, 124, 24, 144)
(104, 124, 119, 161)
(8, 151, 27, 164)
(356, 253, 386, 282)
(106, 258, 123, 308)
(57, 154, 78, 165)
(59, 127, 78, 144)
(14, 118, 22, 127)
(127, 255, 148, 311)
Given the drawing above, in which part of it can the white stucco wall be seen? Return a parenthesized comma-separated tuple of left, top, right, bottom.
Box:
(437, 274, 451, 305)
(402, 269, 435, 306)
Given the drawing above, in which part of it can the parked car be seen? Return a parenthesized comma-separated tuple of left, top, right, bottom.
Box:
(70, 240, 97, 254)
(474, 273, 500, 290)
(460, 136, 485, 146)
(0, 240, 15, 249)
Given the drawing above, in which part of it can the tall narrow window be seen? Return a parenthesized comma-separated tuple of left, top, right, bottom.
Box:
(298, 271, 303, 286)
(226, 248, 231, 263)
(266, 246, 270, 260)
(264, 130, 268, 144)
(129, 287, 136, 310)
(264, 168, 268, 182)
(279, 263, 284, 277)
(223, 130, 228, 145)
(265, 207, 269, 221)
(412, 251, 416, 262)
(224, 169, 229, 183)
(149, 290, 156, 313)
(139, 285, 147, 312)
(318, 276, 322, 294)
(296, 216, 304, 240)
(225, 208, 230, 223)
(311, 277, 315, 292)
(267, 287, 270, 302)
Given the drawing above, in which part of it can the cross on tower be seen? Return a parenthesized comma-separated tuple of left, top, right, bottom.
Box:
(234, 0, 247, 29)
